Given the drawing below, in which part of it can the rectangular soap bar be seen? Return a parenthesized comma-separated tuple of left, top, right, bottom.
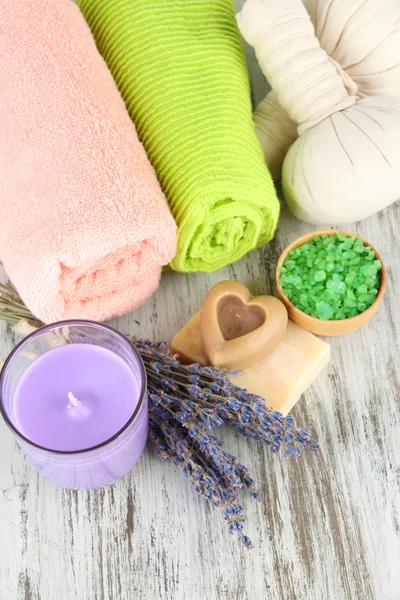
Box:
(171, 313, 330, 415)
(231, 321, 330, 415)
(172, 311, 207, 365)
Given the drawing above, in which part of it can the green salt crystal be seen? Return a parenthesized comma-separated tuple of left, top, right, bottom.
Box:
(315, 300, 334, 320)
(344, 298, 357, 308)
(349, 257, 361, 266)
(327, 279, 346, 294)
(373, 260, 382, 271)
(357, 302, 367, 312)
(357, 284, 368, 294)
(354, 246, 365, 254)
(337, 232, 348, 241)
(335, 311, 346, 320)
(326, 263, 335, 272)
(300, 293, 309, 306)
(352, 276, 365, 289)
(280, 266, 287, 274)
(346, 289, 356, 300)
(360, 264, 377, 277)
(370, 288, 379, 296)
(365, 277, 377, 287)
(306, 258, 313, 268)
(340, 241, 353, 251)
(349, 308, 358, 317)
(345, 274, 356, 286)
(358, 293, 375, 305)
(354, 240, 365, 253)
(326, 290, 341, 302)
(294, 279, 303, 290)
(366, 250, 376, 261)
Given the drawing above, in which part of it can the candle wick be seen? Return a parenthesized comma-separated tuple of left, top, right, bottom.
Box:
(67, 391, 80, 408)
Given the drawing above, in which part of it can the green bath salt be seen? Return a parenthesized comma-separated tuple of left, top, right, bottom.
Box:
(279, 233, 382, 320)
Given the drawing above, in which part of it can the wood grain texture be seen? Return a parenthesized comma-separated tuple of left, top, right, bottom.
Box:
(1, 3, 399, 598)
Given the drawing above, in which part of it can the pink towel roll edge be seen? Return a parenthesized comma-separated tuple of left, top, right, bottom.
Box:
(0, 0, 177, 323)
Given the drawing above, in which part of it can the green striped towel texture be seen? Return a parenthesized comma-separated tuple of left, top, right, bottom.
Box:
(79, 0, 279, 272)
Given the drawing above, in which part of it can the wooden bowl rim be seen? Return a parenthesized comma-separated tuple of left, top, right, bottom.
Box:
(276, 229, 386, 326)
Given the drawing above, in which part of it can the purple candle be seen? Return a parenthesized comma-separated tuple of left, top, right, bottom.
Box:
(0, 321, 148, 490)
(15, 344, 140, 451)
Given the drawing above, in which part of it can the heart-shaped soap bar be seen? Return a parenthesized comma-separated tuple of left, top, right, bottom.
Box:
(200, 280, 288, 371)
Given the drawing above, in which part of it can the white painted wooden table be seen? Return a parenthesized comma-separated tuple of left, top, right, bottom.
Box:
(1, 5, 399, 599)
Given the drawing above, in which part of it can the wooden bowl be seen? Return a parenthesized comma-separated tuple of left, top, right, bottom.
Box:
(276, 230, 386, 336)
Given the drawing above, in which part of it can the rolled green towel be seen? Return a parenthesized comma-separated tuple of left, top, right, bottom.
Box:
(79, 0, 279, 272)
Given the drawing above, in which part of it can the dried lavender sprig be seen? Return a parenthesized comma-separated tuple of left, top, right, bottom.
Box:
(152, 399, 259, 496)
(149, 414, 253, 546)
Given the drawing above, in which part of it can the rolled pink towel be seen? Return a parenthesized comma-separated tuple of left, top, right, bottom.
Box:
(0, 0, 176, 323)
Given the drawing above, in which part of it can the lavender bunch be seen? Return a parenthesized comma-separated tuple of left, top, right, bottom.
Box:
(0, 285, 320, 548)
(137, 338, 319, 547)
(137, 339, 319, 456)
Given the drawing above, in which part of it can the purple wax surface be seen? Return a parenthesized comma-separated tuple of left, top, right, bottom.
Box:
(14, 344, 140, 452)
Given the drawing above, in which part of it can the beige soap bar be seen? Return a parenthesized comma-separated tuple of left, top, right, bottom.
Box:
(171, 312, 330, 415)
(172, 311, 208, 365)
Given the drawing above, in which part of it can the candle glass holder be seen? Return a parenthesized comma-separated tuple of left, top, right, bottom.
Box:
(0, 321, 148, 490)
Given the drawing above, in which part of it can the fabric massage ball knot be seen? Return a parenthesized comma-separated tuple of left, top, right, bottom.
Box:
(237, 0, 400, 225)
